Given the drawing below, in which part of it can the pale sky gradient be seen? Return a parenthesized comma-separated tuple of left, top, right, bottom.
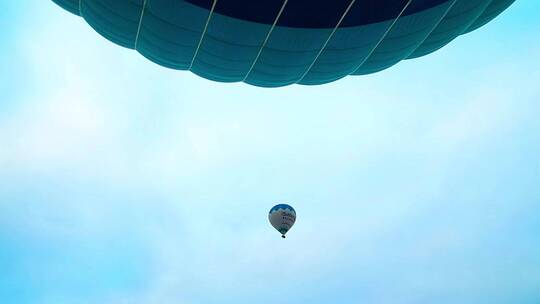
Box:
(1, 1, 540, 303)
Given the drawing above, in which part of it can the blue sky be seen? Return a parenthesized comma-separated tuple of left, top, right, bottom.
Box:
(1, 1, 539, 303)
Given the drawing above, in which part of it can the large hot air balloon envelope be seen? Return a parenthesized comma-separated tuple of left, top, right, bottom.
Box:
(52, 0, 515, 87)
(269, 204, 296, 238)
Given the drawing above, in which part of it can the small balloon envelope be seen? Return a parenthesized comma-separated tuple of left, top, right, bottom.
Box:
(268, 204, 296, 238)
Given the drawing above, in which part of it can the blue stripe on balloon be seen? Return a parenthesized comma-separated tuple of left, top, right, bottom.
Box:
(269, 204, 295, 214)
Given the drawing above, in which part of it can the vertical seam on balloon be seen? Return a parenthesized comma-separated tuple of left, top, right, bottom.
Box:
(296, 0, 357, 84)
(409, 0, 493, 58)
(189, 0, 218, 71)
(462, 0, 495, 34)
(351, 0, 413, 74)
(405, 0, 458, 59)
(78, 0, 83, 17)
(134, 0, 148, 50)
(241, 0, 289, 82)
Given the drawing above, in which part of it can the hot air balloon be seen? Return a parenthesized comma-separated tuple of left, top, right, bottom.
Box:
(269, 204, 296, 238)
(52, 0, 515, 87)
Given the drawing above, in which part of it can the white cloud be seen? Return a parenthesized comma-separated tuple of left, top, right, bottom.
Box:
(0, 89, 108, 170)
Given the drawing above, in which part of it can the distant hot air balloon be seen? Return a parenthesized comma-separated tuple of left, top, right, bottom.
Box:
(269, 204, 296, 238)
(52, 0, 515, 87)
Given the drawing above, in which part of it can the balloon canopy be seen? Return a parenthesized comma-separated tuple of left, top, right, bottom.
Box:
(268, 204, 296, 238)
(52, 0, 515, 87)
